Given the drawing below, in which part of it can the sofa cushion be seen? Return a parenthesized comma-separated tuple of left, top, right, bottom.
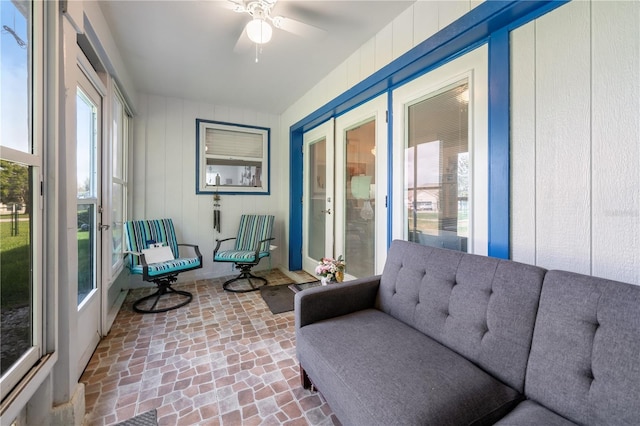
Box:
(297, 308, 522, 426)
(378, 240, 546, 392)
(525, 270, 640, 425)
(494, 400, 577, 426)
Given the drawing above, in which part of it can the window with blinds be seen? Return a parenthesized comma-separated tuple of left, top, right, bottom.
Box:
(196, 119, 270, 194)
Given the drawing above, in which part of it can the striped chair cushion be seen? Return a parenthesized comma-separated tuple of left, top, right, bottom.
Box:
(214, 250, 271, 263)
(235, 215, 274, 252)
(214, 215, 274, 263)
(124, 219, 180, 268)
(131, 257, 201, 277)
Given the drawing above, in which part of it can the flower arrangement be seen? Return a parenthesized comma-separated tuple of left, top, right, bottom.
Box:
(315, 255, 345, 283)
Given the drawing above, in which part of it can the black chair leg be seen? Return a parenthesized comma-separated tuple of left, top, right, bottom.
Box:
(133, 276, 193, 313)
(222, 264, 267, 293)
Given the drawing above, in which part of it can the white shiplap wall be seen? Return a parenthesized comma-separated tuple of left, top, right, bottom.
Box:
(511, 1, 640, 285)
(131, 95, 284, 284)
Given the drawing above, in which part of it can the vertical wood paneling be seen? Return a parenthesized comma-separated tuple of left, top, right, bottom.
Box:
(509, 24, 537, 265)
(438, 1, 470, 29)
(347, 51, 361, 88)
(393, 7, 414, 60)
(360, 38, 376, 81)
(535, 1, 591, 274)
(145, 95, 167, 217)
(181, 100, 199, 248)
(197, 102, 216, 276)
(132, 94, 147, 218)
(325, 62, 348, 105)
(164, 98, 183, 226)
(413, 2, 439, 46)
(591, 1, 640, 284)
(375, 23, 393, 72)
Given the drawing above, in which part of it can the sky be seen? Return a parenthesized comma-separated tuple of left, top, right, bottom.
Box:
(1, 0, 29, 153)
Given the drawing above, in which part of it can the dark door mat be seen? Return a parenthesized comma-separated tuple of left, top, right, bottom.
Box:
(116, 409, 157, 426)
(260, 284, 296, 314)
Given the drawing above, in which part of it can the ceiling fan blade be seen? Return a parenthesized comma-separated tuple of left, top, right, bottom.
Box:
(223, 0, 245, 12)
(234, 28, 253, 53)
(273, 16, 326, 39)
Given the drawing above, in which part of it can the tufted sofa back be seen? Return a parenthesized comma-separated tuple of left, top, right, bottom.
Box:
(378, 240, 546, 392)
(524, 270, 640, 425)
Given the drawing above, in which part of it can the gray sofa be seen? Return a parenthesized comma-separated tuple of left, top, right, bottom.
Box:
(295, 240, 640, 425)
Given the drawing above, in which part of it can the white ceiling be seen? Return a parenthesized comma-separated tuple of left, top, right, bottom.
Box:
(98, 0, 415, 115)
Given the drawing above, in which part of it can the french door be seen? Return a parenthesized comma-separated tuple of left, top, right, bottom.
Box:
(302, 95, 388, 279)
(392, 45, 488, 254)
(76, 63, 104, 378)
(302, 120, 335, 273)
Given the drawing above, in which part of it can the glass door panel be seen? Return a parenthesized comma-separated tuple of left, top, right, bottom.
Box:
(77, 88, 98, 306)
(406, 81, 469, 252)
(302, 120, 334, 274)
(335, 94, 388, 278)
(308, 138, 327, 261)
(344, 120, 376, 278)
(76, 65, 103, 379)
(392, 44, 488, 254)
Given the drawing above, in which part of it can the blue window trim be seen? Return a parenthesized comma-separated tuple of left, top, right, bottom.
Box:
(195, 118, 271, 196)
(289, 0, 567, 269)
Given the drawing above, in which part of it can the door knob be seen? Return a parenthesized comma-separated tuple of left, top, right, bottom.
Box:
(99, 224, 110, 231)
(321, 209, 331, 215)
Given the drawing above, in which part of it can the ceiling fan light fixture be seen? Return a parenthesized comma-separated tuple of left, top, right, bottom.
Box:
(246, 18, 272, 44)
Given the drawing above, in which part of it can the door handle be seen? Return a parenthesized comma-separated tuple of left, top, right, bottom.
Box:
(99, 224, 110, 231)
(321, 209, 331, 215)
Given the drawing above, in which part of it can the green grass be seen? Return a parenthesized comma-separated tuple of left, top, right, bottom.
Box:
(1, 220, 31, 308)
(1, 220, 92, 308)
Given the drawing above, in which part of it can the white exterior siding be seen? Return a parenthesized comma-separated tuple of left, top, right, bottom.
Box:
(511, 1, 640, 285)
(132, 94, 283, 283)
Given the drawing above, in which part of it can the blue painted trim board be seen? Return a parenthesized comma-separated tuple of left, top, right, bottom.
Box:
(487, 29, 511, 259)
(288, 1, 568, 269)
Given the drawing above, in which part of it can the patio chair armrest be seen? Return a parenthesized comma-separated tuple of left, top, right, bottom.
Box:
(178, 243, 203, 259)
(123, 250, 149, 266)
(214, 237, 236, 255)
(254, 237, 275, 258)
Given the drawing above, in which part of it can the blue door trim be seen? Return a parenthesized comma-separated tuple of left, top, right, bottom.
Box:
(289, 1, 568, 269)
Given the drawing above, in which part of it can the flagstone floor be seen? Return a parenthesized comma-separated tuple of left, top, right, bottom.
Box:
(81, 269, 340, 426)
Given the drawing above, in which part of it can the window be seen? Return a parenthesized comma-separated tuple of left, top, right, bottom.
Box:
(111, 89, 129, 271)
(196, 119, 270, 194)
(1, 0, 44, 401)
(405, 80, 470, 252)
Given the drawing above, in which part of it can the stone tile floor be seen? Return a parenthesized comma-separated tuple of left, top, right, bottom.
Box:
(81, 269, 340, 426)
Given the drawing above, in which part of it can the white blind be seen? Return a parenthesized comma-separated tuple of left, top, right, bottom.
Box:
(206, 128, 263, 159)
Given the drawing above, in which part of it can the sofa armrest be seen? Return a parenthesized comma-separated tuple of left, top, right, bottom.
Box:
(295, 276, 381, 329)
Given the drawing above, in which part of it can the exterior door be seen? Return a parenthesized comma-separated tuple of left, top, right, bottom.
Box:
(392, 45, 488, 254)
(302, 120, 334, 273)
(76, 65, 103, 377)
(335, 94, 388, 278)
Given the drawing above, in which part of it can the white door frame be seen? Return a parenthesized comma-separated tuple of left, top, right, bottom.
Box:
(392, 45, 488, 255)
(302, 119, 335, 273)
(75, 53, 106, 378)
(335, 94, 388, 277)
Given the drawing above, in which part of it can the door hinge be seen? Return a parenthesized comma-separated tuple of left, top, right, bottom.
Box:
(40, 181, 44, 196)
(385, 110, 389, 123)
(385, 195, 388, 208)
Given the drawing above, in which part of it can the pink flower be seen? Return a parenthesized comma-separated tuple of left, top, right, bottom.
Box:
(315, 255, 345, 278)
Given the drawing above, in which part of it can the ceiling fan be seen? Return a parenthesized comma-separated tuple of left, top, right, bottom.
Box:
(228, 0, 325, 51)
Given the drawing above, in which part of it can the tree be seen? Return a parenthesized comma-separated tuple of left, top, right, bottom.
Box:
(0, 160, 30, 215)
